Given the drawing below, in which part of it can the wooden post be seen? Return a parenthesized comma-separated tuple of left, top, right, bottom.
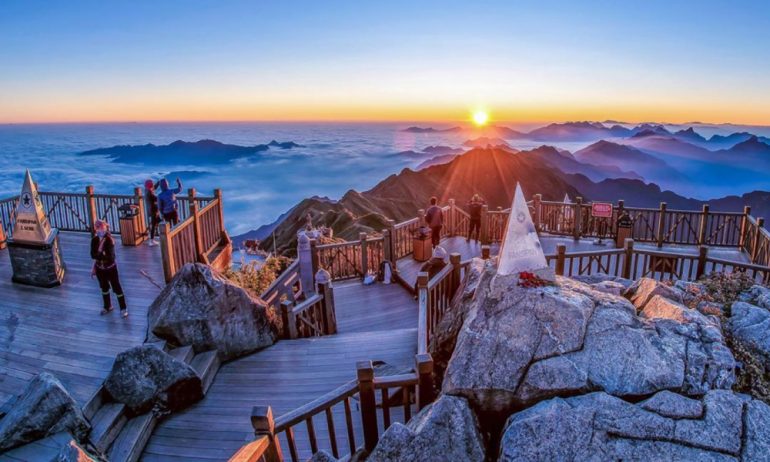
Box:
(382, 228, 392, 265)
(481, 245, 490, 260)
(480, 205, 489, 244)
(281, 300, 298, 339)
(134, 186, 147, 238)
(418, 208, 426, 227)
(0, 221, 6, 250)
(159, 222, 174, 282)
(622, 238, 634, 279)
(698, 204, 710, 246)
(696, 246, 709, 280)
(417, 272, 429, 355)
(573, 197, 583, 241)
(533, 194, 542, 231)
(214, 188, 227, 240)
(310, 238, 319, 276)
(448, 199, 456, 236)
(357, 360, 378, 452)
(250, 406, 283, 462)
(752, 218, 765, 263)
(316, 273, 337, 335)
(85, 185, 97, 235)
(739, 206, 752, 249)
(188, 188, 206, 263)
(360, 232, 369, 279)
(387, 219, 397, 263)
(449, 253, 462, 293)
(656, 202, 668, 248)
(555, 244, 566, 276)
(415, 353, 435, 410)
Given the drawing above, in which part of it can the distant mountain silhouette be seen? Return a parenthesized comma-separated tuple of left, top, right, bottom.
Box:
(574, 140, 686, 185)
(520, 145, 642, 182)
(267, 140, 304, 149)
(80, 139, 303, 165)
(416, 154, 459, 170)
(401, 126, 463, 133)
(462, 137, 511, 148)
(673, 127, 707, 143)
(421, 145, 464, 156)
(526, 121, 631, 141)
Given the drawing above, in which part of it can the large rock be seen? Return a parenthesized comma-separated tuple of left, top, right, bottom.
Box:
(739, 285, 770, 310)
(0, 373, 90, 452)
(729, 301, 770, 365)
(53, 438, 98, 462)
(104, 345, 202, 415)
(442, 273, 735, 416)
(499, 390, 770, 461)
(367, 395, 485, 462)
(148, 263, 280, 360)
(625, 277, 684, 309)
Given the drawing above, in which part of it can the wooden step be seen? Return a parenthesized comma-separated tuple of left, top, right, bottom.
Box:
(89, 402, 127, 453)
(108, 413, 156, 462)
(167, 345, 194, 364)
(190, 350, 221, 394)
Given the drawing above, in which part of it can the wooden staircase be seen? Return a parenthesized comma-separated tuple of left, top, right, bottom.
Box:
(82, 342, 221, 462)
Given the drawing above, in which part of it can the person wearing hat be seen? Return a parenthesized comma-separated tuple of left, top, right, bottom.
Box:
(91, 220, 128, 318)
(466, 194, 486, 243)
(413, 246, 448, 295)
(144, 179, 161, 246)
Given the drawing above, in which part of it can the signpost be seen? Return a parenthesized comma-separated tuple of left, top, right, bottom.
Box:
(591, 202, 613, 246)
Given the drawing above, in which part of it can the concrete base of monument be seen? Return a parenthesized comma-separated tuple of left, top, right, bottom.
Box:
(8, 228, 66, 288)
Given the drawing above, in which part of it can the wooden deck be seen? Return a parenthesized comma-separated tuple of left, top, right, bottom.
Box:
(142, 281, 418, 462)
(0, 232, 164, 409)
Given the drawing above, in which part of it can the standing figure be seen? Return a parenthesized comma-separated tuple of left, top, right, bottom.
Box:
(91, 220, 128, 318)
(413, 246, 448, 295)
(144, 179, 160, 246)
(158, 177, 183, 226)
(425, 197, 444, 249)
(467, 194, 486, 243)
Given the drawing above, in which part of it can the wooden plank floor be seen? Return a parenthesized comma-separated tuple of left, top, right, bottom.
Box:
(142, 282, 418, 462)
(0, 232, 164, 409)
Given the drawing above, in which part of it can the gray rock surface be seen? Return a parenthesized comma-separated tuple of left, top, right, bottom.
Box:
(367, 395, 485, 462)
(0, 373, 90, 452)
(740, 285, 770, 310)
(729, 301, 770, 365)
(625, 277, 684, 309)
(52, 438, 98, 462)
(571, 273, 632, 288)
(148, 263, 280, 361)
(499, 390, 770, 461)
(307, 450, 338, 462)
(104, 345, 202, 415)
(442, 273, 735, 415)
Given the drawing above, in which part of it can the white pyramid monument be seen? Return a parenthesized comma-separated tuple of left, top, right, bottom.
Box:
(12, 169, 52, 243)
(563, 193, 571, 204)
(497, 183, 549, 276)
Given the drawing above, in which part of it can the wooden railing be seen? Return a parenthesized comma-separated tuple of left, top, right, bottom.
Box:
(236, 355, 435, 462)
(159, 188, 231, 282)
(392, 217, 420, 260)
(261, 260, 302, 311)
(280, 280, 337, 339)
(742, 215, 770, 267)
(416, 253, 466, 355)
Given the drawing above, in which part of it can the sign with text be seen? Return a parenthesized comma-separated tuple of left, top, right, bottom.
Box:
(591, 202, 613, 218)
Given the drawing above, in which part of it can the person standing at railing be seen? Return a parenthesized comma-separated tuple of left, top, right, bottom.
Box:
(158, 177, 182, 226)
(144, 179, 161, 246)
(467, 194, 485, 243)
(91, 220, 128, 318)
(425, 196, 443, 248)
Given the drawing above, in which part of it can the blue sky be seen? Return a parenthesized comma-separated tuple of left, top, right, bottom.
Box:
(1, 0, 770, 123)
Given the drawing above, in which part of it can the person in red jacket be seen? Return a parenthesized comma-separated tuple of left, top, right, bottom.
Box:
(91, 220, 128, 318)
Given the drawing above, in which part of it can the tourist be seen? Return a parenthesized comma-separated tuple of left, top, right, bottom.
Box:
(91, 220, 128, 318)
(425, 196, 443, 248)
(467, 194, 485, 243)
(144, 179, 160, 246)
(413, 246, 448, 295)
(158, 177, 183, 226)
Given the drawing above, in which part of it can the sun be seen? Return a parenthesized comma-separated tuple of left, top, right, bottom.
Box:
(472, 110, 489, 126)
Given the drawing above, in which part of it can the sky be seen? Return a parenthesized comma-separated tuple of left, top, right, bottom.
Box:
(1, 0, 770, 124)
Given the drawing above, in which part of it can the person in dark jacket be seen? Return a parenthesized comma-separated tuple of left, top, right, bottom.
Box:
(158, 177, 183, 226)
(467, 194, 486, 243)
(144, 179, 160, 246)
(91, 220, 127, 317)
(413, 246, 448, 295)
(425, 196, 443, 248)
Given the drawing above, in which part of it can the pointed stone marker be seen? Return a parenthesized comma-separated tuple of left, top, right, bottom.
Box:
(563, 193, 571, 204)
(12, 169, 52, 243)
(497, 183, 552, 279)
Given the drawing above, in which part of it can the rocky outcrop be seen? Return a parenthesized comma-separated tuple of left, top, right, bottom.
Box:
(367, 395, 485, 462)
(499, 390, 770, 461)
(442, 272, 735, 416)
(53, 438, 98, 462)
(148, 263, 280, 361)
(625, 277, 684, 309)
(0, 373, 90, 452)
(104, 345, 202, 415)
(729, 301, 770, 365)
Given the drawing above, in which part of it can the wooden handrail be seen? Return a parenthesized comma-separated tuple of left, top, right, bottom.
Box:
(229, 436, 270, 462)
(274, 380, 358, 432)
(373, 374, 419, 389)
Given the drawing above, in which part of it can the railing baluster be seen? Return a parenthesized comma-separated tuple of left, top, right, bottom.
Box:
(324, 407, 339, 458)
(381, 388, 391, 428)
(343, 397, 356, 455)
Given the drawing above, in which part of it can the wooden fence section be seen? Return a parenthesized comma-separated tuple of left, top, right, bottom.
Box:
(416, 254, 467, 355)
(392, 217, 420, 260)
(158, 188, 231, 282)
(261, 260, 302, 310)
(280, 280, 337, 339)
(235, 356, 435, 462)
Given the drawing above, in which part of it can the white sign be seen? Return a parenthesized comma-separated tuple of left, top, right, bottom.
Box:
(497, 183, 548, 276)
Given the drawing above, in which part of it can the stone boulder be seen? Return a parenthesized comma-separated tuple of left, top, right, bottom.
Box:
(367, 395, 485, 462)
(53, 438, 98, 462)
(148, 263, 280, 361)
(571, 273, 633, 289)
(729, 301, 770, 365)
(0, 373, 90, 452)
(625, 277, 684, 309)
(739, 285, 770, 310)
(499, 390, 770, 461)
(442, 273, 735, 417)
(104, 345, 202, 415)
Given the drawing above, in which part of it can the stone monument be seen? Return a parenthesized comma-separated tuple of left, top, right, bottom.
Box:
(7, 170, 66, 287)
(496, 183, 554, 280)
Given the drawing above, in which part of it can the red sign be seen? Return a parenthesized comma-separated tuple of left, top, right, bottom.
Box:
(591, 202, 613, 218)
